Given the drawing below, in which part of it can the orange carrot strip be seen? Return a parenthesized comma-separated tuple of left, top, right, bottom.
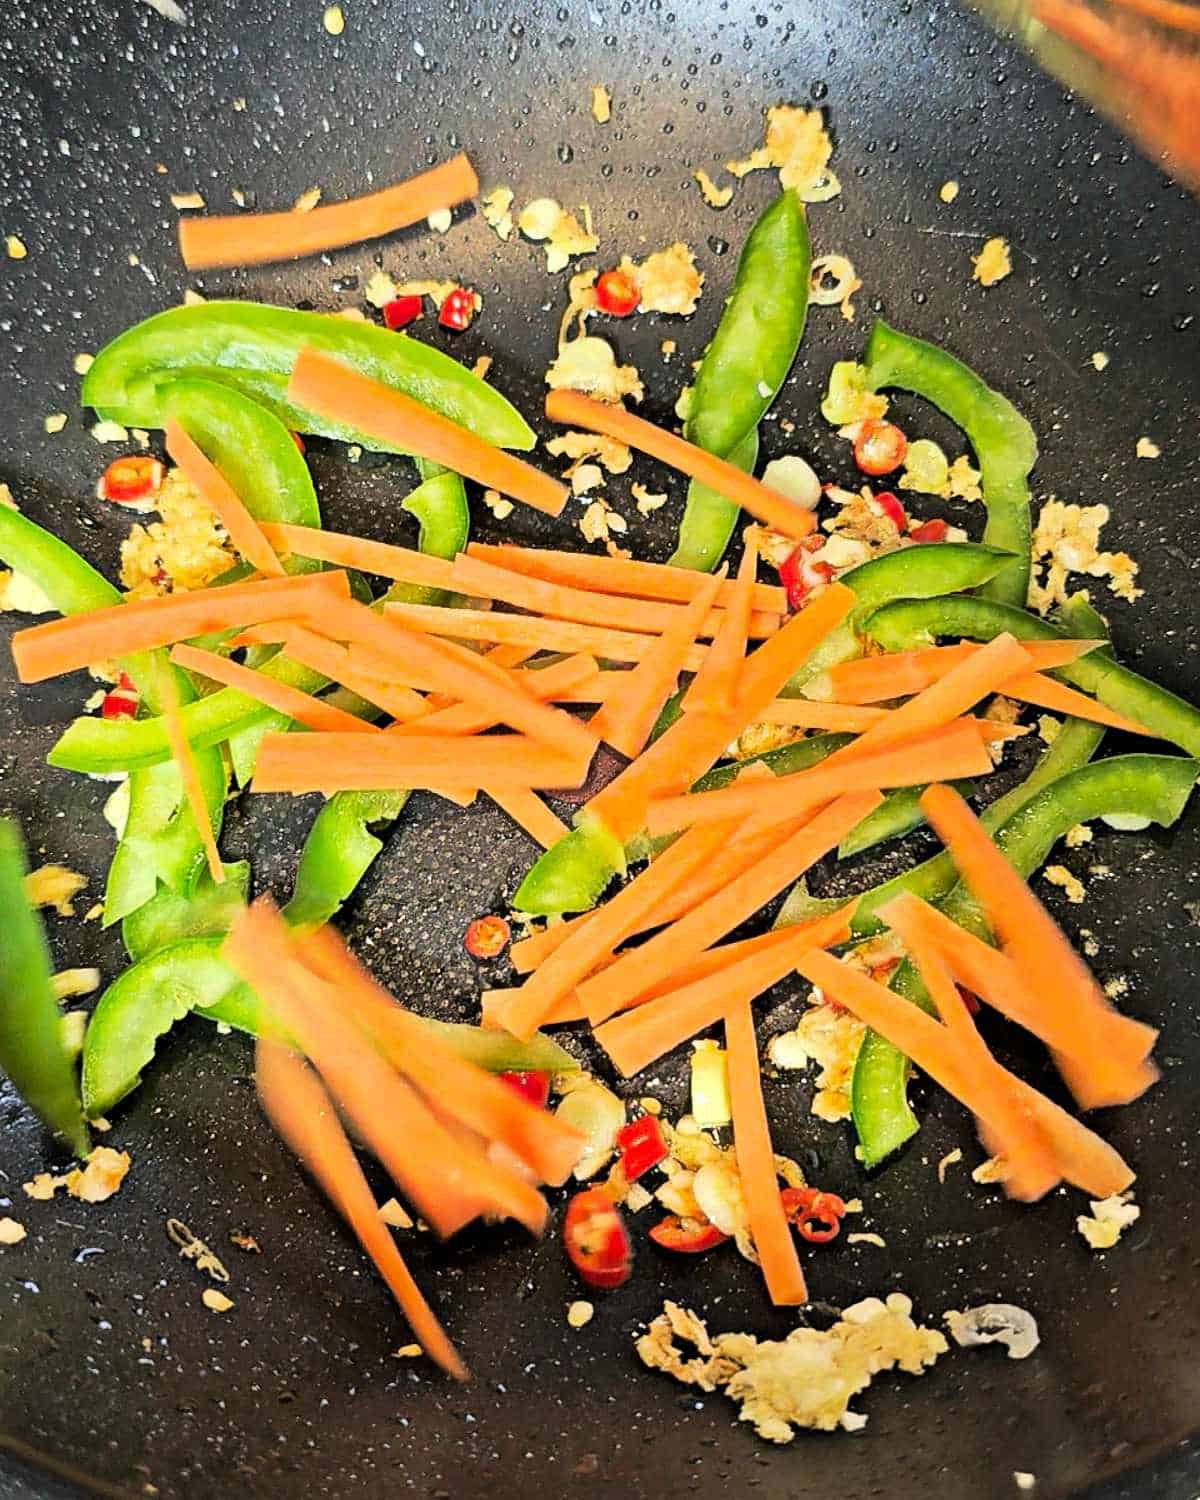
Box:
(595, 907, 856, 1077)
(467, 542, 787, 614)
(796, 949, 1134, 1199)
(683, 531, 757, 716)
(448, 551, 778, 642)
(498, 811, 744, 1040)
(179, 154, 479, 270)
(260, 523, 459, 593)
(919, 784, 1160, 1109)
(235, 622, 431, 723)
(382, 601, 708, 671)
(755, 699, 892, 732)
(724, 1002, 807, 1305)
(487, 788, 570, 850)
(164, 420, 285, 579)
(545, 390, 817, 541)
(289, 348, 568, 517)
(814, 639, 1105, 705)
(480, 987, 589, 1030)
(578, 791, 883, 1025)
(158, 663, 224, 885)
(170, 642, 378, 735)
(583, 583, 856, 845)
(589, 572, 724, 759)
(644, 719, 995, 836)
(298, 926, 582, 1186)
(392, 654, 599, 738)
(997, 672, 1157, 736)
(13, 571, 349, 685)
(256, 1039, 467, 1379)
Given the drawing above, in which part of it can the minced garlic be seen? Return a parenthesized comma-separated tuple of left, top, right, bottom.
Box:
(322, 4, 345, 34)
(1043, 864, 1085, 903)
(1091, 351, 1110, 372)
(567, 1299, 595, 1328)
(482, 489, 514, 520)
(517, 197, 598, 273)
(44, 413, 68, 435)
(972, 237, 1012, 287)
(6, 235, 28, 260)
(426, 207, 452, 234)
(91, 420, 129, 444)
(621, 242, 704, 316)
(939, 180, 960, 203)
(546, 431, 632, 477)
(767, 999, 865, 1123)
(1077, 1192, 1139, 1250)
(0, 1218, 27, 1245)
(170, 191, 206, 210)
(481, 186, 515, 241)
(590, 85, 611, 123)
(546, 336, 643, 404)
(121, 466, 238, 599)
(25, 864, 87, 917)
(633, 483, 668, 515)
(364, 268, 399, 308)
(1027, 499, 1142, 612)
(202, 1288, 234, 1313)
(727, 105, 839, 202)
(1135, 437, 1160, 460)
(292, 186, 322, 213)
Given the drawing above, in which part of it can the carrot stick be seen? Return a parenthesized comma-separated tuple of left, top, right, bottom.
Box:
(13, 571, 350, 685)
(487, 788, 570, 850)
(878, 892, 1158, 1109)
(467, 542, 787, 614)
(578, 790, 883, 1025)
(158, 663, 224, 885)
(480, 987, 589, 1030)
(545, 389, 817, 541)
(918, 784, 1160, 1109)
(449, 551, 778, 642)
(178, 154, 479, 270)
(997, 671, 1157, 736)
(644, 718, 995, 836)
(589, 572, 724, 758)
(382, 601, 708, 671)
(260, 523, 458, 593)
(235, 622, 431, 723)
(755, 699, 892, 732)
(583, 582, 856, 844)
(811, 639, 1104, 705)
(723, 1002, 807, 1305)
(392, 654, 599, 738)
(164, 420, 285, 579)
(170, 642, 378, 735)
(256, 1038, 466, 1379)
(683, 530, 757, 716)
(795, 949, 1134, 1199)
(288, 348, 568, 517)
(595, 907, 857, 1077)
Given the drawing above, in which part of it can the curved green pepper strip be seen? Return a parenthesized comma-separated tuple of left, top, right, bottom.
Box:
(836, 780, 974, 860)
(668, 190, 810, 571)
(81, 302, 535, 452)
(381, 460, 471, 608)
(284, 790, 411, 930)
(0, 819, 89, 1156)
(850, 752, 1199, 1165)
(121, 861, 251, 962)
(862, 319, 1037, 608)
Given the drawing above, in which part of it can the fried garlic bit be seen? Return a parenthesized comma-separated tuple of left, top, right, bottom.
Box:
(693, 168, 734, 209)
(972, 237, 1012, 287)
(166, 1218, 231, 1283)
(590, 85, 611, 123)
(517, 198, 598, 273)
(727, 106, 839, 202)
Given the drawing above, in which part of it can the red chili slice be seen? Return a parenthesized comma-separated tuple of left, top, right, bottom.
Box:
(438, 287, 476, 331)
(873, 491, 907, 530)
(498, 1071, 550, 1109)
(101, 692, 138, 720)
(853, 420, 908, 477)
(464, 915, 511, 960)
(909, 517, 949, 544)
(383, 295, 423, 331)
(99, 456, 165, 504)
(780, 1186, 847, 1244)
(594, 268, 639, 318)
(648, 1214, 728, 1253)
(563, 1186, 632, 1289)
(615, 1115, 667, 1182)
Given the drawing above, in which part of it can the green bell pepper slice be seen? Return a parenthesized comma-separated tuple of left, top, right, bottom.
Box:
(862, 319, 1038, 609)
(284, 789, 411, 929)
(121, 860, 251, 962)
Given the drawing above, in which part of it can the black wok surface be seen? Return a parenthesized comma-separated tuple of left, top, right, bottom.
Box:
(1, 0, 1199, 1495)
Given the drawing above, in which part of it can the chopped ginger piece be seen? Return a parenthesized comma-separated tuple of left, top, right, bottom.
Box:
(322, 4, 344, 34)
(364, 269, 399, 308)
(1027, 499, 1142, 612)
(482, 489, 514, 520)
(693, 168, 734, 209)
(25, 864, 87, 917)
(590, 85, 611, 123)
(567, 1299, 595, 1327)
(972, 237, 1012, 287)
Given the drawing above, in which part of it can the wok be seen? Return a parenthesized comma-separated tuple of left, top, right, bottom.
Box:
(1, 0, 1198, 1495)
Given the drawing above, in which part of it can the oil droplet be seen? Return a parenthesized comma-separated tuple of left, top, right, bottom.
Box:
(707, 235, 730, 255)
(810, 79, 828, 100)
(557, 143, 574, 163)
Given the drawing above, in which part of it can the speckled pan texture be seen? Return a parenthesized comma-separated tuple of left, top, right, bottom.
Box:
(0, 0, 1198, 1496)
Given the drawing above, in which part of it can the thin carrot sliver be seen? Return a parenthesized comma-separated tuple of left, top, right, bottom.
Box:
(236, 622, 430, 723)
(998, 671, 1157, 736)
(487, 788, 570, 850)
(170, 642, 378, 735)
(288, 348, 568, 517)
(755, 699, 892, 732)
(545, 389, 817, 541)
(260, 523, 459, 593)
(683, 530, 757, 716)
(158, 663, 224, 885)
(467, 541, 787, 614)
(724, 1002, 807, 1305)
(256, 1038, 467, 1380)
(393, 654, 598, 738)
(12, 571, 349, 685)
(796, 949, 1134, 1199)
(814, 639, 1104, 705)
(164, 420, 285, 579)
(179, 154, 478, 270)
(589, 571, 724, 758)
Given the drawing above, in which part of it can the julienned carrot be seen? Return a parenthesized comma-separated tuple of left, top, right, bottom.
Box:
(164, 419, 285, 579)
(643, 719, 995, 836)
(480, 987, 588, 1030)
(810, 639, 1105, 705)
(320, 597, 598, 761)
(918, 784, 1161, 1109)
(170, 642, 378, 735)
(590, 572, 724, 759)
(289, 348, 568, 517)
(158, 663, 224, 885)
(583, 583, 856, 844)
(578, 791, 883, 1025)
(393, 654, 599, 738)
(236, 622, 431, 723)
(298, 925, 583, 1186)
(795, 949, 1135, 1199)
(466, 541, 787, 615)
(877, 892, 1158, 1109)
(178, 154, 479, 270)
(724, 1001, 808, 1305)
(683, 531, 757, 716)
(255, 1038, 467, 1380)
(449, 551, 778, 642)
(382, 601, 708, 672)
(260, 523, 459, 593)
(12, 571, 349, 685)
(498, 811, 744, 1040)
(756, 699, 892, 732)
(545, 389, 817, 542)
(595, 906, 857, 1077)
(486, 788, 570, 850)
(252, 731, 593, 795)
(998, 672, 1157, 736)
